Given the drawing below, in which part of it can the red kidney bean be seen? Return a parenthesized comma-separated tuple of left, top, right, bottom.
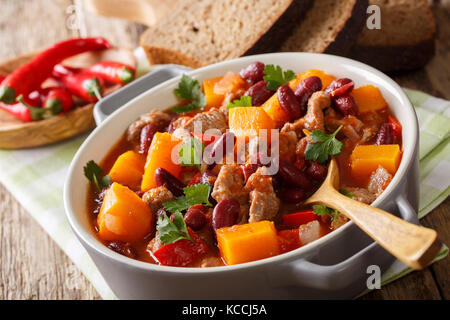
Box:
(306, 162, 327, 181)
(212, 198, 239, 231)
(156, 208, 168, 219)
(375, 123, 394, 145)
(280, 188, 306, 204)
(324, 78, 354, 97)
(135, 190, 145, 198)
(166, 115, 180, 133)
(139, 123, 157, 154)
(206, 132, 236, 168)
(333, 94, 358, 116)
(107, 241, 136, 259)
(244, 80, 273, 106)
(154, 168, 185, 197)
(184, 205, 208, 230)
(278, 84, 302, 121)
(294, 76, 322, 115)
(239, 61, 265, 84)
(277, 158, 313, 191)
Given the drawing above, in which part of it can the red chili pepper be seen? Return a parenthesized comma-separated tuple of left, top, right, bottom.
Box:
(277, 229, 301, 253)
(282, 210, 317, 227)
(0, 95, 44, 122)
(60, 73, 104, 102)
(53, 61, 135, 85)
(152, 228, 209, 267)
(42, 87, 74, 114)
(86, 61, 135, 85)
(0, 75, 5, 83)
(388, 115, 402, 142)
(27, 90, 43, 106)
(0, 37, 112, 104)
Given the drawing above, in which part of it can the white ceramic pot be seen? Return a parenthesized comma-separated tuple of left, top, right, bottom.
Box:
(64, 53, 419, 299)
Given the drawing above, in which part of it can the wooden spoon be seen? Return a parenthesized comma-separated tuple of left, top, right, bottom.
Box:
(304, 158, 441, 270)
(0, 47, 136, 149)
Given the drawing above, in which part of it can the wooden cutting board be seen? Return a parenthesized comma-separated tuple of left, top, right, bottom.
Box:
(83, 0, 179, 26)
(0, 48, 136, 149)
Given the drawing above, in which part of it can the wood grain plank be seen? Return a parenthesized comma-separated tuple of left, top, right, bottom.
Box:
(0, 184, 100, 299)
(0, 0, 100, 300)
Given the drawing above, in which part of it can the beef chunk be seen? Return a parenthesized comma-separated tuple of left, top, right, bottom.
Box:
(142, 186, 174, 213)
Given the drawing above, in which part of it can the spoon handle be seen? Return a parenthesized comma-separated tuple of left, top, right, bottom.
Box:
(318, 189, 441, 270)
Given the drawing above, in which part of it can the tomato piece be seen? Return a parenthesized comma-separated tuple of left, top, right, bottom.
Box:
(388, 115, 402, 142)
(187, 172, 202, 186)
(282, 210, 317, 227)
(152, 229, 208, 267)
(278, 229, 301, 253)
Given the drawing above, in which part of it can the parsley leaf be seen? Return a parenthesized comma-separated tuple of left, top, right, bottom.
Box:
(263, 64, 296, 91)
(157, 211, 193, 245)
(172, 74, 206, 113)
(305, 125, 344, 164)
(227, 95, 252, 109)
(313, 205, 339, 222)
(184, 184, 212, 207)
(163, 183, 212, 213)
(83, 160, 111, 191)
(179, 137, 205, 170)
(339, 189, 354, 199)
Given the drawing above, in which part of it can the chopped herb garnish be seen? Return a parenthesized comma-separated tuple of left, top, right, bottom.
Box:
(313, 205, 339, 222)
(339, 189, 354, 199)
(157, 211, 193, 245)
(83, 160, 111, 191)
(179, 136, 205, 170)
(163, 183, 212, 213)
(172, 74, 206, 113)
(263, 64, 296, 91)
(227, 95, 252, 109)
(305, 125, 344, 164)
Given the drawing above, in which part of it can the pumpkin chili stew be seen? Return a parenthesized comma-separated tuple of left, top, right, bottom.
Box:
(84, 62, 402, 267)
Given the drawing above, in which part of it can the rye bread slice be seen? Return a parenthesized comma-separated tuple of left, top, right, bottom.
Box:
(349, 0, 436, 72)
(140, 0, 313, 68)
(280, 0, 368, 55)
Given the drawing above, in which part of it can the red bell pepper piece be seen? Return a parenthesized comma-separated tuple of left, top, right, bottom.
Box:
(153, 228, 208, 267)
(60, 73, 104, 102)
(0, 37, 112, 104)
(388, 115, 402, 142)
(42, 87, 74, 114)
(282, 210, 317, 227)
(187, 172, 203, 186)
(277, 229, 301, 253)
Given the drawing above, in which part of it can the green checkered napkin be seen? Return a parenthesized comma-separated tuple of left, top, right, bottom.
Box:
(0, 82, 448, 299)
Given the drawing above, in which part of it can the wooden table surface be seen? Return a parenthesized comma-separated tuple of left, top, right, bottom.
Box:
(0, 0, 448, 300)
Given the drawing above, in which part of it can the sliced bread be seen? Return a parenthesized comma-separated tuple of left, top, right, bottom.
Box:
(280, 0, 368, 55)
(140, 0, 314, 68)
(349, 0, 436, 72)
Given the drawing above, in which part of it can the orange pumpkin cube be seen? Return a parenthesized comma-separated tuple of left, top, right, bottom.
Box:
(229, 107, 275, 139)
(213, 72, 246, 95)
(262, 94, 291, 128)
(141, 132, 182, 191)
(350, 144, 402, 180)
(352, 85, 388, 113)
(217, 221, 279, 265)
(109, 151, 145, 189)
(203, 76, 224, 107)
(98, 182, 152, 242)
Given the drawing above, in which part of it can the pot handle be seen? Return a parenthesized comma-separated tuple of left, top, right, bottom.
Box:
(93, 64, 192, 125)
(273, 195, 418, 290)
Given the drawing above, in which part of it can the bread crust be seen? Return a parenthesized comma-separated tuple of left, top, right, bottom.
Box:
(140, 0, 313, 68)
(323, 0, 369, 55)
(349, 38, 435, 72)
